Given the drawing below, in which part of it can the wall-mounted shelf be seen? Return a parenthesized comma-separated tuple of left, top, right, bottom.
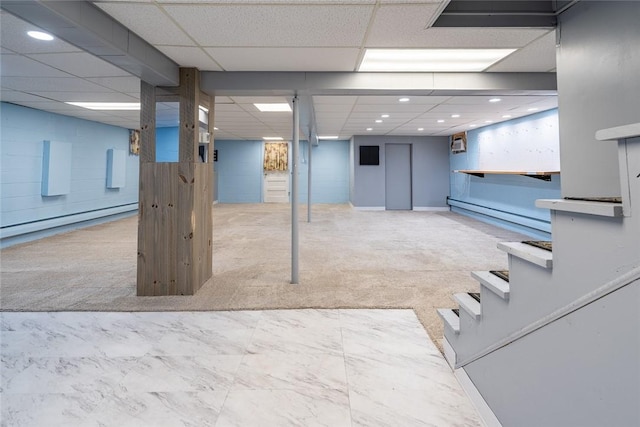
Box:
(454, 170, 560, 181)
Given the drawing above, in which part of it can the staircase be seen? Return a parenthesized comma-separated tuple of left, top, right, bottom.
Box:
(438, 124, 640, 427)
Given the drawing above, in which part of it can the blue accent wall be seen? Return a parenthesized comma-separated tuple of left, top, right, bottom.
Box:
(298, 140, 350, 204)
(449, 109, 562, 238)
(156, 126, 179, 162)
(1, 103, 139, 245)
(214, 139, 350, 204)
(216, 140, 264, 203)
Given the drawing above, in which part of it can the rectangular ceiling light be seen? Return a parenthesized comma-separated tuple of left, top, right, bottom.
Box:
(66, 102, 140, 110)
(358, 49, 517, 72)
(254, 103, 292, 112)
(263, 137, 284, 141)
(318, 136, 339, 140)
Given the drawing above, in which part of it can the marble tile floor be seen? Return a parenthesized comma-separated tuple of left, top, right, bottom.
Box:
(0, 309, 482, 427)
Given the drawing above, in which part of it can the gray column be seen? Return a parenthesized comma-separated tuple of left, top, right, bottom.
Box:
(291, 96, 300, 284)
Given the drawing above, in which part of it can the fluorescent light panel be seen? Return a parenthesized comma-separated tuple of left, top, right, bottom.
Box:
(263, 137, 283, 141)
(254, 103, 292, 112)
(318, 136, 339, 140)
(359, 49, 517, 72)
(27, 30, 54, 41)
(66, 102, 140, 111)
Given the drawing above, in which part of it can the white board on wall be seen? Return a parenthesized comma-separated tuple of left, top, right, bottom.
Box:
(477, 113, 560, 171)
(41, 140, 72, 196)
(106, 149, 126, 189)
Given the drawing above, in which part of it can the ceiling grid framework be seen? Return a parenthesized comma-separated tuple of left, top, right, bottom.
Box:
(1, 0, 559, 139)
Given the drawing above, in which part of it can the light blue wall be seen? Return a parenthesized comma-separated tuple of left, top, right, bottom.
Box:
(350, 135, 450, 208)
(214, 139, 350, 204)
(299, 140, 350, 204)
(449, 109, 562, 238)
(156, 126, 179, 162)
(215, 140, 263, 203)
(1, 103, 139, 245)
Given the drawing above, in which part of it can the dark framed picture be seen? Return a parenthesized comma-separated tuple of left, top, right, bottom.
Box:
(359, 145, 379, 165)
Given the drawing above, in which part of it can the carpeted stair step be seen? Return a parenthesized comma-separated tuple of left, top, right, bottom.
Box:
(437, 309, 460, 334)
(522, 240, 552, 252)
(497, 242, 553, 269)
(472, 271, 510, 300)
(453, 292, 481, 320)
(490, 270, 510, 282)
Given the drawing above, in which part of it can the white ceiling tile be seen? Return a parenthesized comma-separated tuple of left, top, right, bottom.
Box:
(86, 76, 141, 93)
(213, 104, 245, 112)
(3, 101, 79, 113)
(231, 96, 290, 104)
(34, 91, 139, 103)
(314, 103, 356, 113)
(313, 95, 358, 105)
(368, 24, 550, 48)
(157, 0, 375, 3)
(1, 54, 71, 78)
(0, 13, 82, 54)
(1, 77, 113, 92)
(365, 4, 443, 47)
(162, 4, 373, 47)
(356, 95, 448, 104)
(206, 47, 360, 72)
(26, 52, 132, 77)
(214, 96, 234, 104)
(487, 30, 557, 72)
(156, 46, 223, 71)
(95, 3, 195, 45)
(0, 90, 49, 103)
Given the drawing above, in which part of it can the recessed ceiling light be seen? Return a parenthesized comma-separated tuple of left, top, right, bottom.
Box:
(366, 127, 373, 131)
(381, 114, 389, 118)
(437, 119, 445, 123)
(527, 107, 539, 111)
(254, 103, 292, 112)
(375, 119, 383, 123)
(358, 48, 517, 72)
(318, 136, 339, 140)
(398, 97, 410, 103)
(263, 137, 283, 141)
(470, 124, 477, 127)
(214, 127, 219, 130)
(502, 115, 512, 118)
(489, 98, 501, 103)
(65, 102, 140, 110)
(27, 30, 54, 41)
(485, 120, 494, 123)
(451, 114, 460, 118)
(418, 128, 424, 131)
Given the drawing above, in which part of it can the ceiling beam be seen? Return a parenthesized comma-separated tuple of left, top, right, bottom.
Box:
(1, 0, 179, 86)
(201, 72, 557, 97)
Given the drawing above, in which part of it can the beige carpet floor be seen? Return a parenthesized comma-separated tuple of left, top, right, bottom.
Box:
(0, 203, 527, 351)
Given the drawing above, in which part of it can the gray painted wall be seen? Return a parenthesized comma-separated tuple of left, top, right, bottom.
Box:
(556, 1, 640, 198)
(350, 135, 449, 208)
(466, 280, 639, 427)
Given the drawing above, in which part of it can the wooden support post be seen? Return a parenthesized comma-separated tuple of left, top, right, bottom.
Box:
(136, 68, 213, 296)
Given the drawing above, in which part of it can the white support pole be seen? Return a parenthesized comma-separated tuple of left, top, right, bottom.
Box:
(307, 137, 313, 223)
(291, 96, 300, 284)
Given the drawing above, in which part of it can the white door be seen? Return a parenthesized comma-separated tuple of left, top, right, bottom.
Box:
(264, 171, 290, 203)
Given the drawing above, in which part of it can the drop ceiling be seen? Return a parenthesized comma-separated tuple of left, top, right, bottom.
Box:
(0, 1, 559, 140)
